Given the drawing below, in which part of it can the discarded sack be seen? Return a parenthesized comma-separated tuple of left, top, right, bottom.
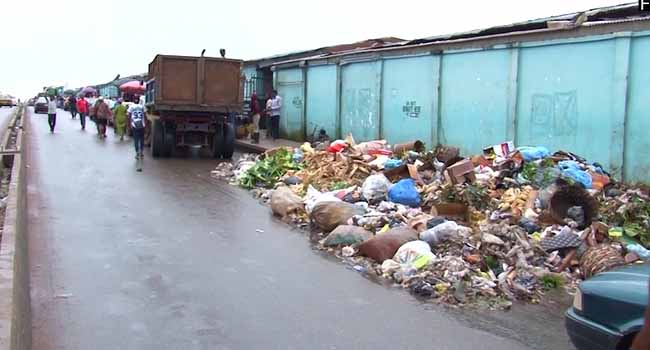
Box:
(358, 227, 418, 262)
(270, 187, 305, 218)
(394, 240, 435, 270)
(420, 221, 470, 245)
(361, 174, 392, 203)
(311, 201, 366, 232)
(323, 225, 374, 247)
(388, 178, 421, 207)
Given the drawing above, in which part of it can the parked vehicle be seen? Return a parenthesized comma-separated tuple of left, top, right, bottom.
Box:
(565, 263, 648, 350)
(145, 54, 242, 158)
(34, 97, 48, 114)
(27, 98, 35, 106)
(0, 96, 14, 107)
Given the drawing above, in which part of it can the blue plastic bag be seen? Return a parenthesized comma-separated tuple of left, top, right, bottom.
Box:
(384, 159, 403, 170)
(388, 179, 421, 207)
(518, 146, 550, 161)
(558, 160, 592, 189)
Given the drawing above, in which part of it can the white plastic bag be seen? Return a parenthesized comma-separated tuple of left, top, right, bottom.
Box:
(420, 221, 469, 245)
(304, 185, 340, 214)
(393, 240, 435, 270)
(361, 174, 392, 203)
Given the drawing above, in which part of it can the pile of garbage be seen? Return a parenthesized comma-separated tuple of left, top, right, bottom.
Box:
(212, 137, 649, 308)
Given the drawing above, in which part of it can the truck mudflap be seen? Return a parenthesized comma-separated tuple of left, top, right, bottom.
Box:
(213, 122, 234, 159)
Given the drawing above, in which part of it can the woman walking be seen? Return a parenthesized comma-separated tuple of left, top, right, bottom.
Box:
(94, 97, 111, 138)
(113, 99, 128, 141)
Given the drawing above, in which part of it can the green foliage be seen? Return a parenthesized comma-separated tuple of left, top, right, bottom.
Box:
(238, 149, 301, 189)
(330, 181, 349, 191)
(541, 274, 565, 289)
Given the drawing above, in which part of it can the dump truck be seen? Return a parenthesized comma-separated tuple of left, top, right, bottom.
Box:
(145, 54, 243, 158)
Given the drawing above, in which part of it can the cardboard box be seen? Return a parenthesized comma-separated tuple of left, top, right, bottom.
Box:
(446, 159, 476, 184)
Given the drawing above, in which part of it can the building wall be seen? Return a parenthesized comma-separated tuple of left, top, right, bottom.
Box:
(273, 30, 650, 182)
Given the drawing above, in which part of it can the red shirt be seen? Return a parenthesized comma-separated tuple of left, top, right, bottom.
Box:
(76, 99, 88, 113)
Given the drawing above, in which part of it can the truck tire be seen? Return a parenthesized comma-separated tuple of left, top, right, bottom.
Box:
(162, 122, 175, 157)
(152, 119, 164, 158)
(213, 122, 234, 158)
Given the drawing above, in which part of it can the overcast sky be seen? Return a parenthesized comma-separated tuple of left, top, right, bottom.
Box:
(1, 0, 630, 98)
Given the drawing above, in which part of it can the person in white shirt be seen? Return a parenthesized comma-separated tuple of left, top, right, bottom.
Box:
(267, 89, 282, 140)
(46, 96, 57, 133)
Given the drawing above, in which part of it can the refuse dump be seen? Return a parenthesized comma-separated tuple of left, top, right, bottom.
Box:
(211, 136, 649, 309)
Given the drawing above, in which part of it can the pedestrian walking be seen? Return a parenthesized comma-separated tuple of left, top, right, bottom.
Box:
(46, 96, 57, 133)
(128, 104, 146, 159)
(68, 95, 77, 119)
(250, 91, 261, 144)
(75, 97, 88, 130)
(268, 89, 282, 140)
(94, 97, 111, 138)
(113, 99, 128, 141)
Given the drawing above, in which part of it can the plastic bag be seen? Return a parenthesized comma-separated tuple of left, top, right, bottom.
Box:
(304, 185, 340, 214)
(627, 244, 650, 261)
(558, 161, 592, 189)
(388, 178, 421, 207)
(270, 187, 304, 218)
(361, 174, 392, 203)
(384, 159, 403, 170)
(420, 221, 470, 245)
(355, 140, 387, 154)
(518, 146, 550, 161)
(323, 225, 373, 247)
(327, 140, 348, 153)
(394, 240, 435, 270)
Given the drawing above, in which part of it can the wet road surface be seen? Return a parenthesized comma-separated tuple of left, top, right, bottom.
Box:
(27, 108, 572, 350)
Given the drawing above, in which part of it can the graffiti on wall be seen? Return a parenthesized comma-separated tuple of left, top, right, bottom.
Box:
(292, 96, 303, 109)
(402, 101, 422, 118)
(530, 90, 578, 139)
(344, 88, 376, 128)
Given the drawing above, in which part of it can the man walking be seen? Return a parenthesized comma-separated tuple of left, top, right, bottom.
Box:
(268, 89, 282, 140)
(46, 96, 57, 133)
(128, 104, 146, 159)
(76, 97, 88, 130)
(68, 95, 77, 119)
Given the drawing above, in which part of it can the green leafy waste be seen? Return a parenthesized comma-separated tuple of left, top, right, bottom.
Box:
(238, 149, 301, 189)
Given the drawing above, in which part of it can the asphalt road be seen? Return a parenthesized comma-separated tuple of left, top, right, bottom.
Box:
(26, 108, 573, 350)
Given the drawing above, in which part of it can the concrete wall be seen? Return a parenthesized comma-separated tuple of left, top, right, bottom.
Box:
(272, 29, 650, 182)
(0, 107, 30, 350)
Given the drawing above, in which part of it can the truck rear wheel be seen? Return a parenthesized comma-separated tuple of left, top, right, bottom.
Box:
(162, 122, 175, 157)
(213, 122, 234, 159)
(152, 119, 164, 158)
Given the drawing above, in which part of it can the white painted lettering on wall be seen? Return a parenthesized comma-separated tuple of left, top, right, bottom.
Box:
(530, 91, 578, 139)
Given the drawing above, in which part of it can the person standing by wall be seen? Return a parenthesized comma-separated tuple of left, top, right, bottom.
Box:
(75, 97, 88, 130)
(94, 97, 111, 138)
(249, 91, 261, 144)
(46, 95, 57, 133)
(268, 89, 282, 140)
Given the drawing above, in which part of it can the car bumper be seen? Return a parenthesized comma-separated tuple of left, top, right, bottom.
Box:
(566, 308, 623, 350)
